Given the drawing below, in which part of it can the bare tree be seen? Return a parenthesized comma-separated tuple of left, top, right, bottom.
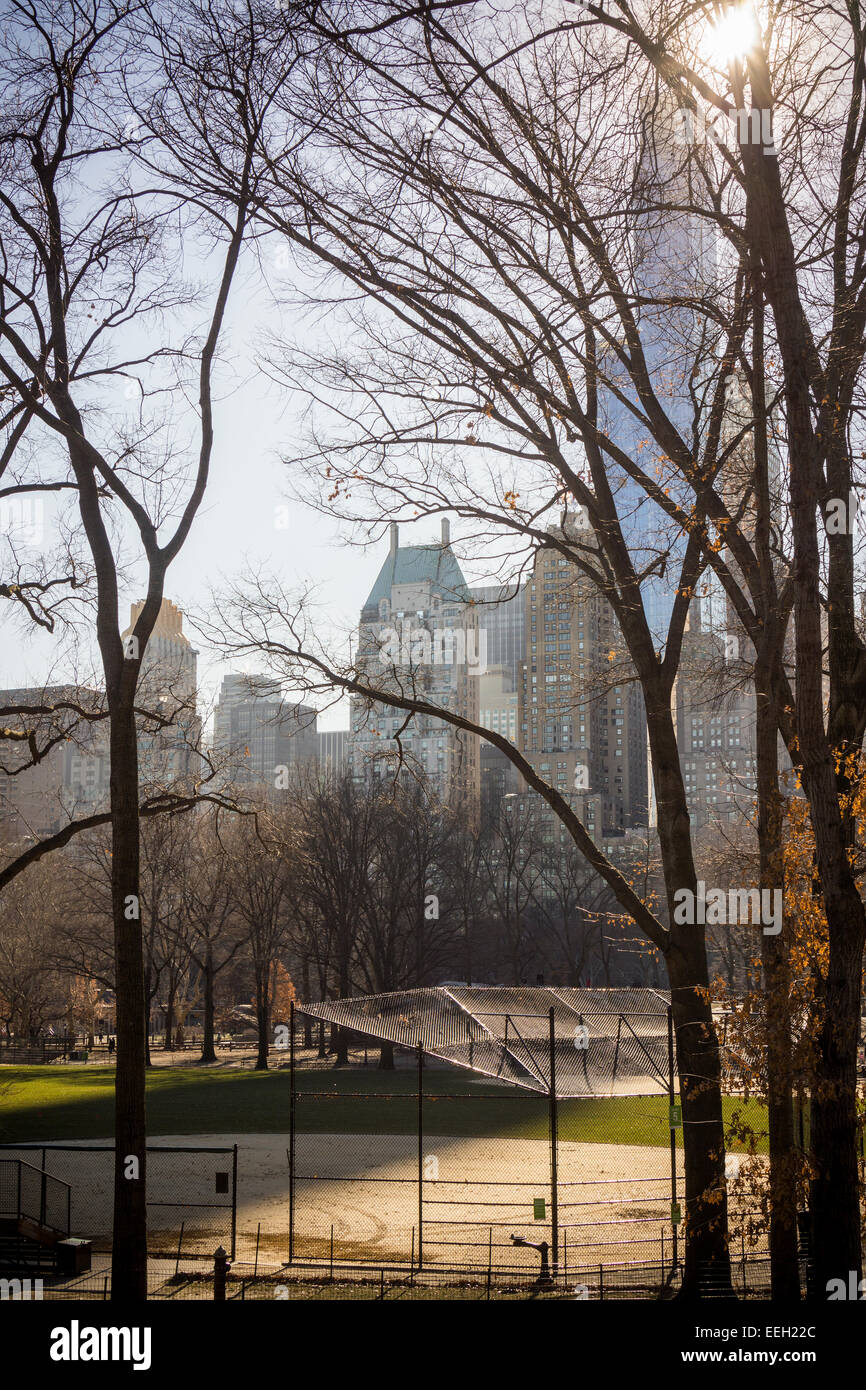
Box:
(438, 808, 488, 985)
(181, 810, 246, 1065)
(530, 845, 625, 986)
(225, 812, 292, 1071)
(479, 799, 546, 985)
(203, 0, 866, 1294)
(0, 861, 67, 1041)
(292, 773, 378, 1062)
(0, 0, 287, 1295)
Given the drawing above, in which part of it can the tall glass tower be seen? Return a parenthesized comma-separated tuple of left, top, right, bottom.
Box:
(599, 104, 713, 649)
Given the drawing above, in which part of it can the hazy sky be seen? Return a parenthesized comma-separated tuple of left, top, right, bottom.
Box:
(0, 246, 485, 734)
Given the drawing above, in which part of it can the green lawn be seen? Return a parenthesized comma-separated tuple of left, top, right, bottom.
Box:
(0, 1065, 772, 1150)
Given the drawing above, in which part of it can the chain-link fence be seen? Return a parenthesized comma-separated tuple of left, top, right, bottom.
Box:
(12, 1251, 783, 1301)
(0, 1144, 237, 1259)
(285, 996, 783, 1278)
(285, 1015, 784, 1280)
(0, 1156, 71, 1235)
(287, 1080, 721, 1274)
(286, 1020, 695, 1273)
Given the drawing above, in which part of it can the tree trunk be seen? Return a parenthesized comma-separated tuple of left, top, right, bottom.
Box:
(164, 981, 175, 1052)
(110, 699, 148, 1303)
(647, 689, 732, 1298)
(255, 974, 269, 1071)
(463, 909, 473, 986)
(809, 922, 865, 1294)
(200, 948, 216, 1064)
(739, 73, 866, 1292)
(756, 675, 800, 1300)
(666, 947, 732, 1298)
(301, 957, 313, 1047)
(378, 1040, 395, 1070)
(143, 968, 152, 1069)
(335, 959, 350, 1063)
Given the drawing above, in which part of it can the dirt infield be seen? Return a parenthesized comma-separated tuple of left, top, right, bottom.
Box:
(188, 1130, 675, 1270)
(16, 1130, 776, 1273)
(12, 1131, 683, 1271)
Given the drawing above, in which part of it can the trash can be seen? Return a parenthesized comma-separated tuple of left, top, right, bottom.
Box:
(56, 1238, 92, 1275)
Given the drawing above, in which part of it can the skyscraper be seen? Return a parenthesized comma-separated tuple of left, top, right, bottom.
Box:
(122, 598, 201, 789)
(599, 96, 714, 648)
(0, 685, 110, 842)
(674, 599, 757, 829)
(672, 369, 787, 828)
(212, 673, 318, 790)
(518, 518, 647, 839)
(317, 728, 348, 777)
(348, 520, 480, 812)
(469, 583, 525, 691)
(125, 598, 197, 706)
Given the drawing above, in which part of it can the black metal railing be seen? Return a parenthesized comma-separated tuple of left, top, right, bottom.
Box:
(0, 1157, 71, 1237)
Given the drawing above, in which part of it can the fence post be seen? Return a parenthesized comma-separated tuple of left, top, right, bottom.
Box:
(288, 1000, 295, 1265)
(41, 1144, 47, 1228)
(667, 1004, 679, 1270)
(213, 1246, 230, 1301)
(741, 1229, 746, 1293)
(230, 1144, 238, 1261)
(548, 1007, 559, 1275)
(417, 1040, 424, 1269)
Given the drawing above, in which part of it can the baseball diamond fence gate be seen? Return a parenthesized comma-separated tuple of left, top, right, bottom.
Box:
(0, 1143, 237, 1259)
(287, 988, 701, 1275)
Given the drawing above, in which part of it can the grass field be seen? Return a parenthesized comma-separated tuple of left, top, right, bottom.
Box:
(0, 1064, 771, 1149)
(0, 1066, 777, 1269)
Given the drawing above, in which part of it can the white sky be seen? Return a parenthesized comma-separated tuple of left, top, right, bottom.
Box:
(0, 245, 492, 735)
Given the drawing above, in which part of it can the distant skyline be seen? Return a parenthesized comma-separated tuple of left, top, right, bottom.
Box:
(0, 362, 507, 736)
(0, 257, 510, 732)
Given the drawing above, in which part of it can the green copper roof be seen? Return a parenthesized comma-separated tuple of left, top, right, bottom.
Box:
(362, 542, 470, 618)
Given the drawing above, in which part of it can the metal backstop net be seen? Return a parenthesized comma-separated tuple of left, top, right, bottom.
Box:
(292, 987, 683, 1275)
(0, 1143, 237, 1259)
(297, 987, 672, 1096)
